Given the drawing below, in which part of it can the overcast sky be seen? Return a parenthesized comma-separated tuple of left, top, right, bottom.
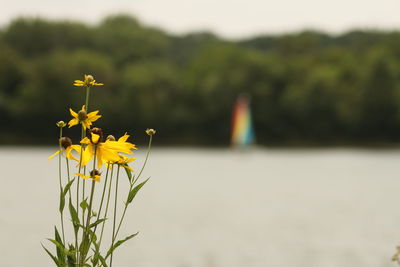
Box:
(1, 0, 399, 38)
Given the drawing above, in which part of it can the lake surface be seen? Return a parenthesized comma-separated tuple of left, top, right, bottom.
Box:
(1, 147, 400, 267)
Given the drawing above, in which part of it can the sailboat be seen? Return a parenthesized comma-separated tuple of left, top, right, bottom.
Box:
(231, 95, 255, 147)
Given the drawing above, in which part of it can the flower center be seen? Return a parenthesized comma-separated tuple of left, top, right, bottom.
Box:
(78, 110, 88, 121)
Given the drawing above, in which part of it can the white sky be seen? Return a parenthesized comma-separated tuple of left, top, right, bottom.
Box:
(1, 0, 399, 38)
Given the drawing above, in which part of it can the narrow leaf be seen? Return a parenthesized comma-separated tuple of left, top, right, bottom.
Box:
(42, 243, 60, 266)
(105, 232, 139, 259)
(59, 188, 65, 213)
(68, 199, 80, 231)
(67, 244, 76, 267)
(63, 179, 75, 196)
(127, 178, 149, 204)
(89, 218, 107, 228)
(124, 165, 132, 181)
(54, 227, 66, 265)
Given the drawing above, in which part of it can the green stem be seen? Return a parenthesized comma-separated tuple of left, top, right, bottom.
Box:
(113, 135, 153, 241)
(85, 86, 90, 111)
(98, 165, 114, 247)
(66, 157, 78, 265)
(110, 166, 120, 267)
(65, 158, 72, 200)
(132, 135, 153, 185)
(93, 163, 110, 234)
(58, 127, 66, 245)
(80, 146, 97, 266)
(113, 192, 130, 242)
(82, 169, 86, 224)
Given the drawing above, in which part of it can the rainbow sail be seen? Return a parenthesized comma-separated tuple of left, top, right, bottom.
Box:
(231, 95, 255, 147)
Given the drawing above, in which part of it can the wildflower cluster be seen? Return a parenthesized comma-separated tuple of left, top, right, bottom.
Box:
(43, 75, 155, 267)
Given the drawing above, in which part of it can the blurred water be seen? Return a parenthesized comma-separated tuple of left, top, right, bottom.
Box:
(1, 147, 400, 267)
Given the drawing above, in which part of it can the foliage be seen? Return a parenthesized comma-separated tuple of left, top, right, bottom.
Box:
(1, 15, 400, 145)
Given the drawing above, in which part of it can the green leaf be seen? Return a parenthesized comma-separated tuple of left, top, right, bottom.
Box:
(47, 239, 66, 256)
(67, 244, 77, 267)
(59, 188, 65, 213)
(105, 232, 139, 259)
(80, 198, 88, 211)
(124, 165, 132, 181)
(42, 243, 60, 266)
(68, 199, 80, 231)
(97, 253, 108, 267)
(54, 227, 66, 266)
(79, 235, 91, 261)
(63, 179, 75, 196)
(127, 178, 149, 204)
(89, 218, 107, 228)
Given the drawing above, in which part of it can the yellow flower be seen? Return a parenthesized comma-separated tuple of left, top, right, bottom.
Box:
(73, 74, 103, 87)
(79, 131, 137, 169)
(48, 137, 81, 161)
(68, 105, 101, 130)
(117, 154, 136, 171)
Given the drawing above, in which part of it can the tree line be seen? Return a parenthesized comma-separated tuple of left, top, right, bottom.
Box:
(1, 15, 400, 146)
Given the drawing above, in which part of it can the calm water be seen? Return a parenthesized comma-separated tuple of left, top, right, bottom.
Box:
(1, 147, 400, 267)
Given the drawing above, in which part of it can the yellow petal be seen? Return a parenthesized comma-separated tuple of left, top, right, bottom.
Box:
(70, 108, 78, 118)
(65, 146, 78, 161)
(68, 118, 79, 128)
(118, 134, 129, 143)
(123, 164, 133, 172)
(48, 150, 61, 160)
(80, 137, 91, 145)
(81, 105, 86, 112)
(75, 173, 90, 179)
(87, 110, 99, 118)
(126, 157, 136, 163)
(91, 133, 100, 144)
(82, 121, 89, 130)
(80, 146, 93, 167)
(93, 175, 101, 182)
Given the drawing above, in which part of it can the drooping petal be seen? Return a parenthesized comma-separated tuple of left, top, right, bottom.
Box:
(75, 173, 90, 179)
(81, 120, 89, 130)
(70, 108, 78, 118)
(87, 110, 99, 118)
(80, 145, 93, 167)
(89, 114, 101, 123)
(122, 164, 133, 172)
(93, 175, 101, 182)
(91, 133, 100, 144)
(125, 157, 136, 163)
(103, 140, 136, 154)
(48, 149, 61, 160)
(68, 118, 79, 128)
(73, 80, 84, 86)
(98, 147, 120, 167)
(80, 137, 91, 145)
(65, 146, 78, 161)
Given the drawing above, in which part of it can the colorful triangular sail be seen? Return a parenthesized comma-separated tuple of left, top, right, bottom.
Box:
(231, 95, 255, 147)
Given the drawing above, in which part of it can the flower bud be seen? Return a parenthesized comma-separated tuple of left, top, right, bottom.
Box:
(85, 74, 94, 83)
(56, 121, 66, 128)
(106, 135, 116, 141)
(59, 137, 72, 149)
(78, 110, 88, 121)
(146, 128, 156, 136)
